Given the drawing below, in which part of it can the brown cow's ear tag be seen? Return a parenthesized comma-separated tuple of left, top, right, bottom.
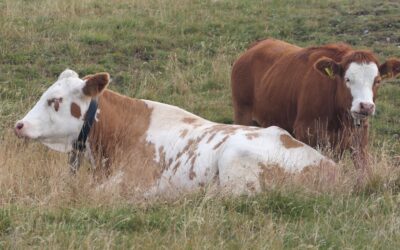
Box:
(325, 67, 335, 79)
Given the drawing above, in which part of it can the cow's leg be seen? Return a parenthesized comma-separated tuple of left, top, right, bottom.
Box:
(217, 147, 261, 195)
(350, 123, 371, 186)
(293, 120, 317, 146)
(294, 119, 332, 148)
(351, 145, 371, 189)
(233, 103, 254, 126)
(231, 56, 255, 126)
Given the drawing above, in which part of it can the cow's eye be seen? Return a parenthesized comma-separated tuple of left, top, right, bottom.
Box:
(375, 79, 381, 85)
(345, 78, 350, 83)
(47, 97, 63, 112)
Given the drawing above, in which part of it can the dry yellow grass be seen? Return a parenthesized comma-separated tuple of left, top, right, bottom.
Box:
(1, 128, 400, 248)
(1, 127, 400, 208)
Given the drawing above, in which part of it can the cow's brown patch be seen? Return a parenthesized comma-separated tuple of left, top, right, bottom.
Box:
(70, 102, 82, 119)
(190, 154, 197, 167)
(207, 124, 237, 136)
(213, 135, 229, 150)
(297, 160, 338, 187)
(258, 163, 289, 190)
(246, 132, 260, 140)
(206, 132, 217, 143)
(204, 124, 260, 144)
(179, 129, 189, 138)
(175, 132, 208, 165)
(257, 160, 338, 192)
(54, 101, 60, 111)
(158, 146, 168, 170)
(88, 90, 161, 188)
(47, 98, 63, 112)
(176, 139, 195, 160)
(83, 73, 110, 97)
(172, 161, 181, 174)
(182, 117, 198, 124)
(280, 134, 303, 149)
(186, 154, 198, 180)
(189, 167, 197, 180)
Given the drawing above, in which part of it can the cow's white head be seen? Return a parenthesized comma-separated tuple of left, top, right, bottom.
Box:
(315, 53, 400, 124)
(14, 69, 109, 152)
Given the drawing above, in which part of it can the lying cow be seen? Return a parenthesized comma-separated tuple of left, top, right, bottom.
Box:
(232, 38, 400, 170)
(15, 69, 336, 195)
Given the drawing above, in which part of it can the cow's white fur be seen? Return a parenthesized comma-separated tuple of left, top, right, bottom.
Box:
(345, 62, 378, 115)
(16, 69, 91, 152)
(144, 100, 329, 195)
(16, 69, 335, 195)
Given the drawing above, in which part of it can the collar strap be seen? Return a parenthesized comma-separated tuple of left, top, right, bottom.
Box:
(73, 98, 98, 152)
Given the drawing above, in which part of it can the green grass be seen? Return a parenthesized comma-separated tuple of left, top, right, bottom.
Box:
(1, 192, 400, 249)
(1, 0, 400, 248)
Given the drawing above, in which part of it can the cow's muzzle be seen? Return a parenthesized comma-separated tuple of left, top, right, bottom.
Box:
(14, 122, 25, 138)
(351, 112, 369, 127)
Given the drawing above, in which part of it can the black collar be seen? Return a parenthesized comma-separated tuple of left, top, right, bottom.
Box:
(73, 98, 98, 151)
(69, 98, 98, 173)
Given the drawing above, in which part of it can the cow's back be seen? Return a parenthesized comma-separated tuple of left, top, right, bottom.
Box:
(231, 39, 301, 126)
(252, 45, 326, 132)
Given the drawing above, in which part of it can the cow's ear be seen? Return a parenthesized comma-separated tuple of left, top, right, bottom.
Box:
(314, 57, 342, 80)
(82, 73, 110, 97)
(82, 74, 95, 80)
(379, 59, 400, 80)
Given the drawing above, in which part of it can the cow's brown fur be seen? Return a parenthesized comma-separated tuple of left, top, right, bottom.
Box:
(258, 160, 338, 192)
(70, 102, 81, 119)
(87, 89, 161, 188)
(83, 73, 110, 97)
(280, 134, 303, 149)
(232, 38, 400, 169)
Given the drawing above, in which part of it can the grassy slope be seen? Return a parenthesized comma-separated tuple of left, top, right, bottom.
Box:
(1, 0, 400, 248)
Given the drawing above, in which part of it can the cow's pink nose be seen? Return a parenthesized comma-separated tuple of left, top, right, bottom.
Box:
(359, 102, 375, 115)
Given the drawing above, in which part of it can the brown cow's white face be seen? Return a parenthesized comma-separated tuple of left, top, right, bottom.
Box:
(315, 56, 400, 125)
(344, 62, 378, 120)
(14, 69, 109, 152)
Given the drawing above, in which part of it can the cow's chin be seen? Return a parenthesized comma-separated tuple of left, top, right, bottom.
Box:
(40, 136, 75, 153)
(351, 112, 369, 127)
(17, 130, 76, 153)
(42, 141, 73, 153)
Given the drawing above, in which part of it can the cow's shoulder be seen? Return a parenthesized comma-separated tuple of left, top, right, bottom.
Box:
(142, 100, 209, 129)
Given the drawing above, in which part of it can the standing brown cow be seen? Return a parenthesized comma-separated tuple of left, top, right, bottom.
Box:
(231, 38, 400, 171)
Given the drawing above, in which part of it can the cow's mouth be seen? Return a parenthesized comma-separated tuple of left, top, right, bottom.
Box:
(351, 112, 369, 127)
(14, 130, 30, 139)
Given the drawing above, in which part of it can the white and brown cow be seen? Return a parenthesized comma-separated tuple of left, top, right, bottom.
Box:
(15, 69, 336, 195)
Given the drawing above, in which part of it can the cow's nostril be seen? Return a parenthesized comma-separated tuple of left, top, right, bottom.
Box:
(16, 122, 24, 130)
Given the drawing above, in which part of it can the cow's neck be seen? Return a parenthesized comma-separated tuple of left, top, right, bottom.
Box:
(87, 89, 155, 171)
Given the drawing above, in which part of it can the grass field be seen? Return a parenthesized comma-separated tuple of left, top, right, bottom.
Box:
(1, 0, 400, 248)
